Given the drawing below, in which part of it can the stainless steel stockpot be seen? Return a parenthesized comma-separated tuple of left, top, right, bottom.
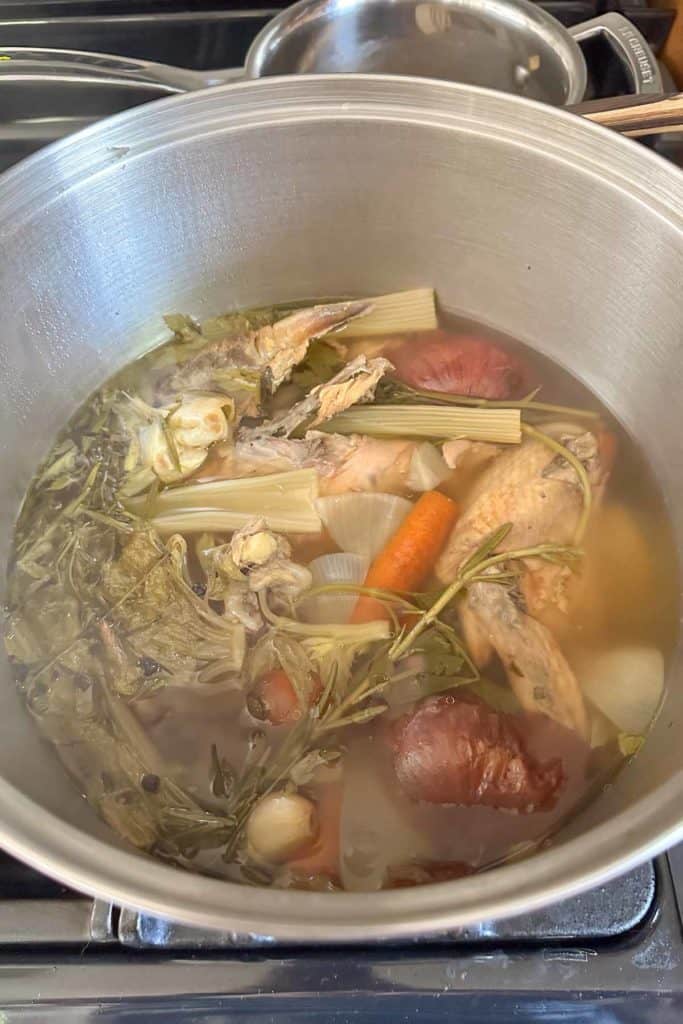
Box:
(0, 76, 680, 939)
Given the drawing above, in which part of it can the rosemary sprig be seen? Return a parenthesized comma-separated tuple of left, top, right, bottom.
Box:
(221, 716, 316, 861)
(297, 581, 420, 614)
(380, 380, 601, 420)
(522, 422, 592, 543)
(390, 526, 581, 661)
(317, 526, 578, 734)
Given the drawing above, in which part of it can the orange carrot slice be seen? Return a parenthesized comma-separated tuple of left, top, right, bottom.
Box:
(248, 669, 322, 725)
(288, 783, 342, 880)
(350, 490, 459, 624)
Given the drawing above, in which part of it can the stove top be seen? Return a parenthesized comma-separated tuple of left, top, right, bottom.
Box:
(0, 849, 682, 1020)
(0, 0, 680, 171)
(0, 0, 681, 1019)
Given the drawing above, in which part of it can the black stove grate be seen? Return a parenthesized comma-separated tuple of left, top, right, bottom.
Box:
(0, 852, 74, 900)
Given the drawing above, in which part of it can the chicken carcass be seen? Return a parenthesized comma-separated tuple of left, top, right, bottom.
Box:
(242, 355, 393, 439)
(197, 431, 419, 497)
(174, 300, 372, 393)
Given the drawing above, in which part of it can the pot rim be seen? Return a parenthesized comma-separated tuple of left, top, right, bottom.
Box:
(0, 75, 681, 937)
(0, 772, 681, 939)
(243, 0, 588, 105)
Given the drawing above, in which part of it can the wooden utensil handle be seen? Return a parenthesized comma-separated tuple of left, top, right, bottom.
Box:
(576, 93, 683, 137)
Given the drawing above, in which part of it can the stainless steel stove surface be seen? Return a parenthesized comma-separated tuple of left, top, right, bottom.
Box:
(0, 0, 682, 1020)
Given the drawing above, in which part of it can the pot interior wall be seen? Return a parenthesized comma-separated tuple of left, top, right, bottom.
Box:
(0, 80, 681, 891)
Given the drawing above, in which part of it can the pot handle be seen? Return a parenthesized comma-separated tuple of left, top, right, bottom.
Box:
(574, 91, 683, 137)
(0, 47, 243, 92)
(569, 12, 662, 97)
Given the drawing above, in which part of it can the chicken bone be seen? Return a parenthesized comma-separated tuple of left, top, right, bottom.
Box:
(242, 356, 393, 440)
(200, 520, 312, 631)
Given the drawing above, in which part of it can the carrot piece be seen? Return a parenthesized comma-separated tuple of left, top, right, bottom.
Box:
(350, 490, 459, 624)
(288, 783, 342, 879)
(248, 669, 322, 725)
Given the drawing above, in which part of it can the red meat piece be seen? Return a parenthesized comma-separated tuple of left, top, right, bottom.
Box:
(392, 694, 564, 813)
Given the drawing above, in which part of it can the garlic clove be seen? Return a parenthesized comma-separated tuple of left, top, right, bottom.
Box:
(246, 792, 319, 864)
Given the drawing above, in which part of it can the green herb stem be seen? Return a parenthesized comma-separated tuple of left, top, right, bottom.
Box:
(521, 422, 592, 543)
(384, 381, 601, 420)
(389, 532, 581, 662)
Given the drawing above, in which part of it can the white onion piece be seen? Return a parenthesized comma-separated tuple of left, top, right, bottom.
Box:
(407, 442, 451, 492)
(340, 739, 430, 891)
(589, 707, 616, 749)
(315, 493, 412, 560)
(581, 646, 664, 736)
(309, 553, 369, 586)
(299, 553, 369, 625)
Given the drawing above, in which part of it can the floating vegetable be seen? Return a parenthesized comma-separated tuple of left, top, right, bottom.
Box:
(299, 553, 369, 625)
(392, 694, 564, 811)
(581, 646, 664, 736)
(246, 792, 319, 864)
(406, 442, 451, 492)
(320, 404, 521, 444)
(333, 288, 437, 338)
(129, 469, 322, 535)
(138, 418, 206, 484)
(169, 396, 233, 449)
(351, 491, 459, 624)
(315, 493, 412, 560)
(288, 783, 342, 880)
(249, 668, 322, 725)
(390, 331, 528, 399)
